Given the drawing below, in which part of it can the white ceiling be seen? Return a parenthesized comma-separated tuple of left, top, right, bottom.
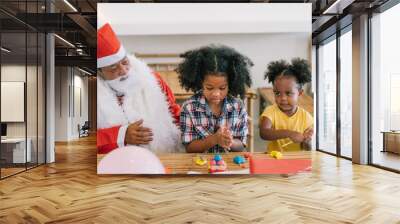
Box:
(98, 3, 311, 36)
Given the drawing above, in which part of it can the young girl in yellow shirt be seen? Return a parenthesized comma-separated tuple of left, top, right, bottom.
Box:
(259, 58, 313, 152)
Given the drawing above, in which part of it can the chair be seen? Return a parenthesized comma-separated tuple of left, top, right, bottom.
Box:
(79, 121, 90, 138)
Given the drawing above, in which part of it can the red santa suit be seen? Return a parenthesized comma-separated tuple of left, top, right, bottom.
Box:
(96, 23, 182, 154)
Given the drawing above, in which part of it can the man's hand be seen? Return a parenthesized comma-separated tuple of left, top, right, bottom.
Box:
(125, 119, 153, 145)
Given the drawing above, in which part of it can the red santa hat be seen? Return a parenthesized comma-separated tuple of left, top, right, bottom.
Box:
(97, 23, 127, 68)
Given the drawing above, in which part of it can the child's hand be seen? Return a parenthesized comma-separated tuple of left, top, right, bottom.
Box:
(303, 127, 313, 142)
(222, 127, 234, 149)
(288, 131, 305, 143)
(215, 126, 233, 149)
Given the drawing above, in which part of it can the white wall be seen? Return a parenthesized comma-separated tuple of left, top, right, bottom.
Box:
(1, 65, 34, 138)
(1, 64, 46, 163)
(55, 67, 68, 141)
(1, 65, 26, 81)
(54, 67, 89, 141)
(121, 33, 310, 89)
(72, 73, 89, 138)
(1, 65, 26, 140)
(98, 3, 311, 35)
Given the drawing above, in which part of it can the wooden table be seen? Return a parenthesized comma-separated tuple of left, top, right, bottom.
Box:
(97, 151, 311, 174)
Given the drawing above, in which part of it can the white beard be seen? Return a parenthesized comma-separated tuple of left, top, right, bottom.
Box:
(104, 74, 132, 96)
(97, 55, 183, 153)
(103, 68, 142, 97)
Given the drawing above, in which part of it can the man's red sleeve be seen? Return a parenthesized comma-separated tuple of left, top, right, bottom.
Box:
(97, 126, 121, 154)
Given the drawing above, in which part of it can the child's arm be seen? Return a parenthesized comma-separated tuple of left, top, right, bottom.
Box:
(301, 127, 313, 150)
(229, 139, 245, 151)
(185, 128, 231, 153)
(223, 128, 245, 152)
(259, 117, 305, 143)
(185, 135, 218, 153)
(301, 141, 312, 150)
(181, 103, 219, 153)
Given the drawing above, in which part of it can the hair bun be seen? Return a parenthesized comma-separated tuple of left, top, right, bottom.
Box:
(264, 60, 290, 83)
(264, 58, 311, 85)
(286, 58, 311, 85)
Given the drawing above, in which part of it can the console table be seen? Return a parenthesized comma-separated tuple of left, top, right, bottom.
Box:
(382, 131, 400, 154)
(0, 138, 32, 164)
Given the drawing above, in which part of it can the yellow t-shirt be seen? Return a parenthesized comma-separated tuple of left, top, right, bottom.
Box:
(260, 104, 313, 152)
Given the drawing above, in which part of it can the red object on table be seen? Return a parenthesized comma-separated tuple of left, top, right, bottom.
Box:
(243, 152, 251, 159)
(249, 157, 311, 174)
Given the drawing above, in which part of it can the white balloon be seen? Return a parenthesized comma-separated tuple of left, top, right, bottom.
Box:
(97, 146, 165, 174)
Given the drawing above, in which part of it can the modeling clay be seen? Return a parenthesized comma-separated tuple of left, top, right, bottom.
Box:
(270, 150, 283, 159)
(194, 156, 207, 166)
(233, 155, 246, 164)
(209, 156, 227, 173)
(214, 154, 222, 162)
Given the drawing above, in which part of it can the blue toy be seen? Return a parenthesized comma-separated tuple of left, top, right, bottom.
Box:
(214, 154, 222, 162)
(233, 156, 246, 164)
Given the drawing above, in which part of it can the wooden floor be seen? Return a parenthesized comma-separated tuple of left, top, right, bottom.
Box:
(1, 167, 26, 178)
(1, 163, 45, 178)
(1, 135, 400, 223)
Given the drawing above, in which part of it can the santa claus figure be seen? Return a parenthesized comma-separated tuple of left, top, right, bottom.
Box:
(97, 23, 182, 154)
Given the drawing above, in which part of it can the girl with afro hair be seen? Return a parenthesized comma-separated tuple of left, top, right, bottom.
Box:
(177, 45, 253, 153)
(259, 58, 313, 152)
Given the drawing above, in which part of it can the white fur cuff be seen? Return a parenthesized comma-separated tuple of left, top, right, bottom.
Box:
(117, 124, 128, 148)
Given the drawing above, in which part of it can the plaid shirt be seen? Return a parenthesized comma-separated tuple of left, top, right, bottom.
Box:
(180, 92, 248, 153)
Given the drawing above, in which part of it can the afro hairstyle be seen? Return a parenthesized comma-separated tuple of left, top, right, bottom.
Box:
(264, 58, 311, 88)
(177, 44, 253, 99)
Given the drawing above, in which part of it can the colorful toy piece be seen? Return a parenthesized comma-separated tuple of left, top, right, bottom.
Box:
(233, 155, 246, 164)
(208, 155, 227, 173)
(214, 154, 222, 162)
(270, 150, 283, 159)
(194, 156, 207, 166)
